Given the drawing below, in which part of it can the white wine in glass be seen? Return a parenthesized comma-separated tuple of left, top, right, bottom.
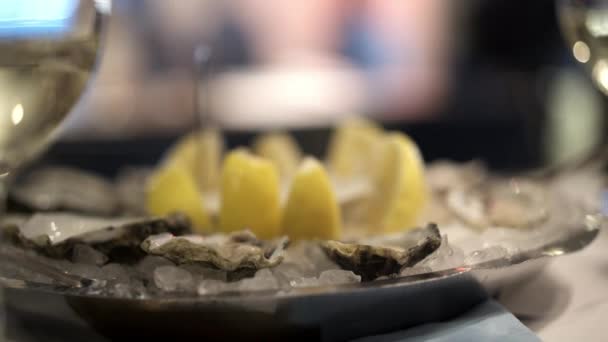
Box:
(0, 0, 107, 187)
(558, 0, 608, 167)
(559, 0, 608, 94)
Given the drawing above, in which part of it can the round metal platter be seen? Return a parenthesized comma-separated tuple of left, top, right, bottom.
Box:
(1, 222, 599, 341)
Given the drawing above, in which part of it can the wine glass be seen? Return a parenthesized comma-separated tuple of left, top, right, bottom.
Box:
(0, 0, 108, 208)
(556, 0, 608, 168)
(558, 0, 608, 93)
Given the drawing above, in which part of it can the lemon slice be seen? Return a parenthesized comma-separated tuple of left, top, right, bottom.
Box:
(146, 165, 212, 234)
(253, 132, 301, 183)
(282, 158, 341, 240)
(162, 128, 223, 193)
(163, 131, 198, 169)
(368, 132, 428, 232)
(326, 117, 382, 180)
(219, 149, 281, 239)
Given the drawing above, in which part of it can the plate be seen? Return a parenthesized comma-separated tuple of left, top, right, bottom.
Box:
(1, 138, 604, 340)
(1, 220, 599, 341)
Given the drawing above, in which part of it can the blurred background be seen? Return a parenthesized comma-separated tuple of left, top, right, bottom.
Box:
(49, 0, 606, 172)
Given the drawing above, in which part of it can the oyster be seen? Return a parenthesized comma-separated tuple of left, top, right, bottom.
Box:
(445, 178, 549, 228)
(7, 213, 191, 261)
(10, 167, 119, 215)
(321, 224, 442, 281)
(426, 160, 487, 194)
(419, 161, 488, 225)
(115, 167, 152, 215)
(141, 230, 289, 272)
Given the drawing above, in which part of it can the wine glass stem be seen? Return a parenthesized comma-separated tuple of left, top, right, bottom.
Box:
(0, 177, 8, 217)
(0, 176, 8, 333)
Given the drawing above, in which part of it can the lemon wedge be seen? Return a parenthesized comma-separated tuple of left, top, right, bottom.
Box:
(368, 132, 428, 232)
(326, 117, 382, 180)
(219, 149, 281, 239)
(282, 158, 341, 240)
(146, 165, 212, 234)
(253, 132, 301, 183)
(163, 131, 198, 169)
(162, 128, 223, 193)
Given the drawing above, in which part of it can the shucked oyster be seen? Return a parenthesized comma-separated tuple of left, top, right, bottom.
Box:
(141, 230, 289, 272)
(6, 213, 191, 261)
(426, 160, 487, 194)
(321, 224, 441, 281)
(115, 167, 153, 215)
(10, 167, 119, 216)
(445, 178, 549, 229)
(419, 161, 488, 225)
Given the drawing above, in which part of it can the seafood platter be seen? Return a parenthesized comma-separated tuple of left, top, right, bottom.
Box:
(0, 119, 604, 340)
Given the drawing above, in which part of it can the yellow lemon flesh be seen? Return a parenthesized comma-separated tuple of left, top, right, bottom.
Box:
(162, 128, 223, 193)
(282, 158, 341, 240)
(326, 117, 382, 180)
(146, 165, 212, 234)
(253, 132, 301, 183)
(369, 132, 428, 233)
(219, 149, 281, 239)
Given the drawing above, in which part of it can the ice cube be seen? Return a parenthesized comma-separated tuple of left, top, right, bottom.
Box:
(304, 244, 340, 275)
(281, 243, 313, 267)
(318, 270, 361, 285)
(101, 263, 131, 283)
(0, 261, 55, 285)
(289, 277, 320, 288)
(136, 256, 174, 276)
(112, 283, 132, 298)
(63, 263, 104, 280)
(274, 262, 312, 278)
(71, 244, 108, 266)
(198, 279, 233, 295)
(153, 266, 194, 292)
(238, 269, 280, 291)
(417, 235, 465, 271)
(399, 266, 432, 277)
(180, 264, 227, 282)
(271, 262, 314, 288)
(464, 245, 509, 266)
(111, 279, 147, 299)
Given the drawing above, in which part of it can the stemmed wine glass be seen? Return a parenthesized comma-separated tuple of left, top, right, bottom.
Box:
(558, 0, 608, 93)
(557, 0, 608, 170)
(0, 0, 109, 210)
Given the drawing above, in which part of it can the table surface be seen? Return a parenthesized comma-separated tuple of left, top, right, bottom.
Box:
(499, 228, 608, 342)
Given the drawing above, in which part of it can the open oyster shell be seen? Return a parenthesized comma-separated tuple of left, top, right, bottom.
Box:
(419, 161, 488, 225)
(321, 224, 442, 281)
(445, 179, 549, 229)
(10, 167, 120, 216)
(426, 160, 487, 194)
(5, 213, 191, 261)
(115, 167, 152, 215)
(141, 230, 289, 272)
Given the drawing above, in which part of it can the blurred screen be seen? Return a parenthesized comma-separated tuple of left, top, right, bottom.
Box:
(57, 0, 606, 170)
(0, 0, 79, 37)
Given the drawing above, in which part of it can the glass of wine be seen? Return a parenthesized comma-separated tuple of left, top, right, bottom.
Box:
(557, 0, 608, 168)
(0, 0, 108, 207)
(559, 0, 608, 94)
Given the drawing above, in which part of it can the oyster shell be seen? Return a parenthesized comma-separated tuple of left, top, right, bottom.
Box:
(141, 230, 289, 272)
(426, 160, 487, 194)
(419, 161, 488, 225)
(7, 213, 191, 261)
(115, 167, 152, 215)
(321, 224, 442, 281)
(10, 167, 119, 215)
(445, 179, 549, 228)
